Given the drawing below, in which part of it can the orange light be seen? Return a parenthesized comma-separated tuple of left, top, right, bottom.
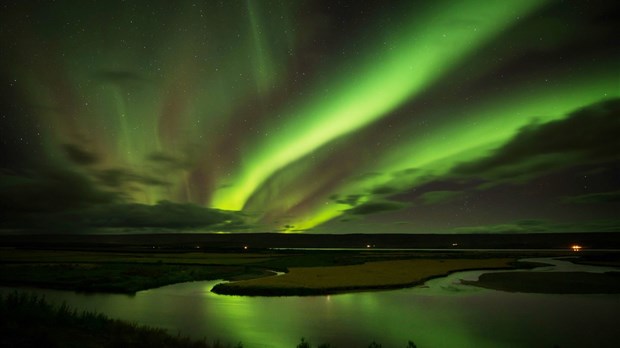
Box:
(571, 244, 582, 252)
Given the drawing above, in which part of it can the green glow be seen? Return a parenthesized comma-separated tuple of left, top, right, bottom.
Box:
(285, 68, 619, 229)
(212, 0, 547, 210)
(247, 0, 275, 96)
(1, 0, 617, 232)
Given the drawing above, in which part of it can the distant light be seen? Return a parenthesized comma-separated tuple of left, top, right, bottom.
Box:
(244, 245, 248, 250)
(195, 245, 200, 249)
(366, 244, 371, 248)
(571, 244, 582, 252)
(452, 243, 458, 247)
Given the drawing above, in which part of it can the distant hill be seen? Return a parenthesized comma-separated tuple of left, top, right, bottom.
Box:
(1, 232, 619, 251)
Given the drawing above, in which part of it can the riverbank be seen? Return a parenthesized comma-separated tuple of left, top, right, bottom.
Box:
(212, 258, 516, 296)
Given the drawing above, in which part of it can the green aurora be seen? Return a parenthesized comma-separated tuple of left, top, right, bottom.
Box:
(0, 0, 618, 233)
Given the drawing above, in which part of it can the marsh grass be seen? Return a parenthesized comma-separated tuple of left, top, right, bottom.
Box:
(0, 249, 282, 293)
(213, 258, 514, 296)
(0, 263, 251, 293)
(0, 249, 274, 265)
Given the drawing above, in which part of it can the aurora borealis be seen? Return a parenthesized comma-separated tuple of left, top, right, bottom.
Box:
(0, 0, 618, 233)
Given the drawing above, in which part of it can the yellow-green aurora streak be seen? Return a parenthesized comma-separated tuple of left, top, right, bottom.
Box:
(211, 0, 547, 211)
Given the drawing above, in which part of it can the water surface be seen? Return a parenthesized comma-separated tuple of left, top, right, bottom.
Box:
(2, 258, 618, 347)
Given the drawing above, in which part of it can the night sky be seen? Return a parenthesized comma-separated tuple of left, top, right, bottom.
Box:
(0, 0, 618, 234)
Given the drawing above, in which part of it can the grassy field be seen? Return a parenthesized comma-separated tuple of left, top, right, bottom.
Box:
(2, 247, 598, 295)
(212, 258, 515, 296)
(0, 249, 279, 293)
(0, 262, 270, 293)
(0, 249, 274, 265)
(2, 248, 538, 294)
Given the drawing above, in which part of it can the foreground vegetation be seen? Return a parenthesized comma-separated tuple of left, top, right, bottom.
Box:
(213, 258, 515, 296)
(0, 292, 240, 348)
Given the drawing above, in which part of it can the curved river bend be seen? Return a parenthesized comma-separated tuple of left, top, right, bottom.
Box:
(1, 258, 619, 348)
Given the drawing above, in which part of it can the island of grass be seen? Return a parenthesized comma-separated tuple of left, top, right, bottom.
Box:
(462, 271, 620, 293)
(212, 258, 516, 296)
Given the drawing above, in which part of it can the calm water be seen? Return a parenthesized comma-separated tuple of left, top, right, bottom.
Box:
(1, 258, 619, 348)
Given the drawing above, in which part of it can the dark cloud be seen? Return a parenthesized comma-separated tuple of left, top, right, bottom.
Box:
(62, 144, 99, 166)
(0, 168, 250, 230)
(563, 190, 620, 204)
(330, 193, 364, 206)
(0, 168, 117, 215)
(417, 190, 464, 205)
(147, 152, 191, 170)
(345, 200, 408, 216)
(96, 168, 170, 188)
(0, 167, 120, 230)
(453, 219, 620, 234)
(453, 99, 620, 183)
(371, 185, 399, 195)
(0, 163, 244, 231)
(80, 201, 247, 229)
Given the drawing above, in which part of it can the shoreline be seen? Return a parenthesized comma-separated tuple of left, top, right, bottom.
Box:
(211, 266, 517, 296)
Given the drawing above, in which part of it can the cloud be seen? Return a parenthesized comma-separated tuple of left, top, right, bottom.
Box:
(79, 201, 247, 229)
(344, 200, 408, 215)
(452, 99, 620, 184)
(0, 167, 120, 230)
(0, 168, 117, 214)
(371, 185, 399, 195)
(62, 144, 100, 166)
(418, 190, 464, 205)
(0, 165, 252, 231)
(454, 220, 550, 234)
(330, 193, 364, 206)
(453, 219, 620, 233)
(96, 168, 170, 188)
(147, 152, 192, 170)
(563, 190, 620, 204)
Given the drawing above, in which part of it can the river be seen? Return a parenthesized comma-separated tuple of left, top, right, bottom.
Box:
(1, 257, 619, 347)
